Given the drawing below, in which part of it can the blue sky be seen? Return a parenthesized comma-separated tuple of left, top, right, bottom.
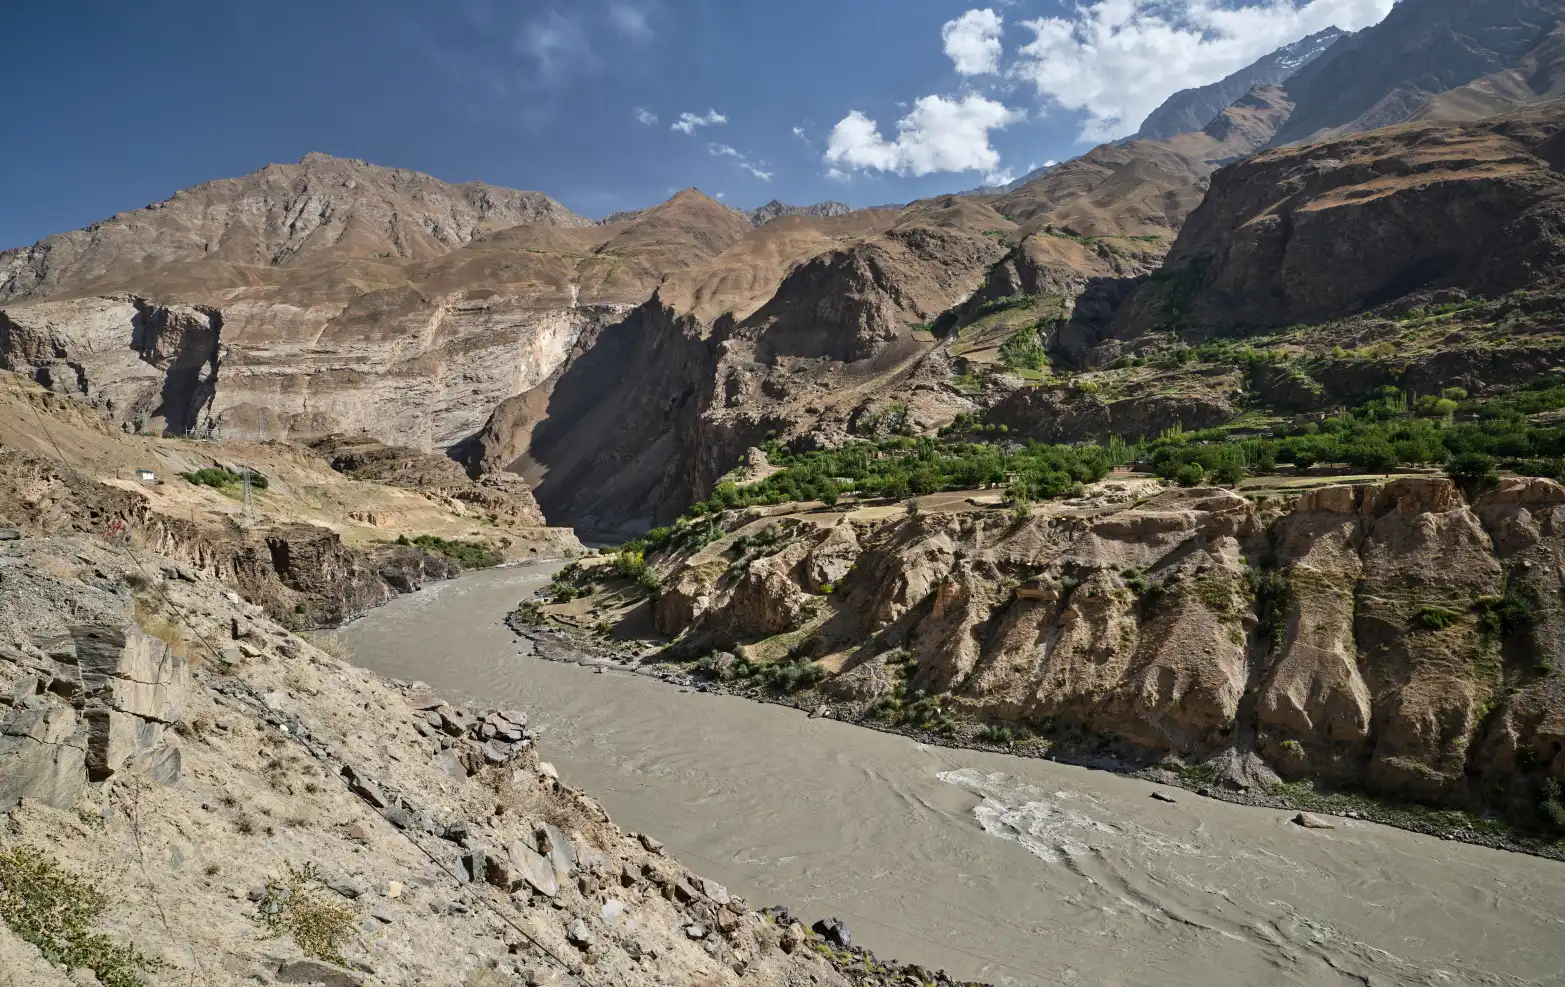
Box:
(0, 0, 1397, 248)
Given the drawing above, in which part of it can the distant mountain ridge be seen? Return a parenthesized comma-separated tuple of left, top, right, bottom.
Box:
(0, 152, 590, 300)
(1135, 27, 1345, 140)
(1269, 0, 1565, 145)
(599, 199, 853, 228)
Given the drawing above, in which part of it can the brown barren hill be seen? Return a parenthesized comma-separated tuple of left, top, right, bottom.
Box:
(1104, 106, 1565, 341)
(992, 85, 1297, 238)
(0, 152, 590, 302)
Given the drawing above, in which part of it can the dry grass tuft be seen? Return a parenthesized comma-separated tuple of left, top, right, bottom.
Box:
(300, 631, 355, 662)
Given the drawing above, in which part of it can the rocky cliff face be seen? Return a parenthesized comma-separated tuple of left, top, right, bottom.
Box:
(0, 531, 942, 987)
(462, 196, 1021, 534)
(637, 477, 1565, 825)
(745, 200, 853, 226)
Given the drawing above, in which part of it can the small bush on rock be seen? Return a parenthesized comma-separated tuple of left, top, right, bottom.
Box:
(0, 844, 162, 987)
(255, 862, 357, 965)
(1413, 605, 1461, 631)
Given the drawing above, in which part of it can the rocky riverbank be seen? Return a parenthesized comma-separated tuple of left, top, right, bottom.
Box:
(506, 616, 1565, 861)
(0, 532, 989, 987)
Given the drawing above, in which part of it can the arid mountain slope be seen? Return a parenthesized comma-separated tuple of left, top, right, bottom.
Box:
(1414, 21, 1565, 121)
(0, 152, 590, 302)
(1092, 106, 1565, 349)
(461, 196, 1030, 534)
(1135, 28, 1343, 140)
(991, 85, 1297, 238)
(0, 184, 755, 451)
(1271, 0, 1565, 146)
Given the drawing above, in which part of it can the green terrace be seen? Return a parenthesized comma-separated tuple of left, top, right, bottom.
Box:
(646, 377, 1565, 535)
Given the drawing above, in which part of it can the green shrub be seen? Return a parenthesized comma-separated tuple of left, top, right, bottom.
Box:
(1413, 605, 1460, 631)
(180, 466, 268, 490)
(396, 534, 502, 569)
(1542, 779, 1565, 832)
(740, 658, 827, 694)
(1120, 566, 1150, 595)
(976, 723, 1017, 746)
(1446, 452, 1500, 493)
(547, 579, 579, 603)
(1174, 462, 1206, 487)
(1209, 460, 1244, 486)
(1475, 589, 1535, 638)
(254, 862, 357, 966)
(998, 324, 1050, 372)
(0, 844, 161, 987)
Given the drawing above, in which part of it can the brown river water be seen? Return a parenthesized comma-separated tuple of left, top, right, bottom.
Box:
(342, 564, 1565, 987)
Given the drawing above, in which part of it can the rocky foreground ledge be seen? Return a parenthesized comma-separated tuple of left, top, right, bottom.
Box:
(0, 534, 988, 987)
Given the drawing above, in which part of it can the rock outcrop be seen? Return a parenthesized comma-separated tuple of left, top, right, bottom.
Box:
(634, 477, 1565, 824)
(0, 531, 962, 987)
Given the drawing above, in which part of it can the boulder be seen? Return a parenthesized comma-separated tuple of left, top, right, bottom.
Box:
(274, 957, 365, 987)
(508, 840, 558, 897)
(812, 916, 851, 947)
(1292, 812, 1336, 830)
(538, 823, 575, 885)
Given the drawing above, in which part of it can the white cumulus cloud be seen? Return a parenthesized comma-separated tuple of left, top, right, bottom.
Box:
(1014, 0, 1396, 142)
(825, 94, 1023, 181)
(709, 143, 773, 181)
(634, 107, 658, 125)
(671, 109, 728, 134)
(943, 8, 1005, 76)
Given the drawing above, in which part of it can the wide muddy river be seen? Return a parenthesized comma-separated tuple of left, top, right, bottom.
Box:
(343, 564, 1565, 987)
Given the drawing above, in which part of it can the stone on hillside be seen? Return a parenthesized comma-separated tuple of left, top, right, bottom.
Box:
(509, 841, 558, 897)
(341, 765, 390, 808)
(274, 957, 365, 986)
(812, 917, 851, 947)
(462, 849, 489, 883)
(434, 749, 468, 780)
(566, 918, 592, 948)
(539, 823, 575, 884)
(699, 877, 731, 905)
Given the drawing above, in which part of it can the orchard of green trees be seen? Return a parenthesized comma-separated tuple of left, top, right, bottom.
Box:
(668, 379, 1565, 522)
